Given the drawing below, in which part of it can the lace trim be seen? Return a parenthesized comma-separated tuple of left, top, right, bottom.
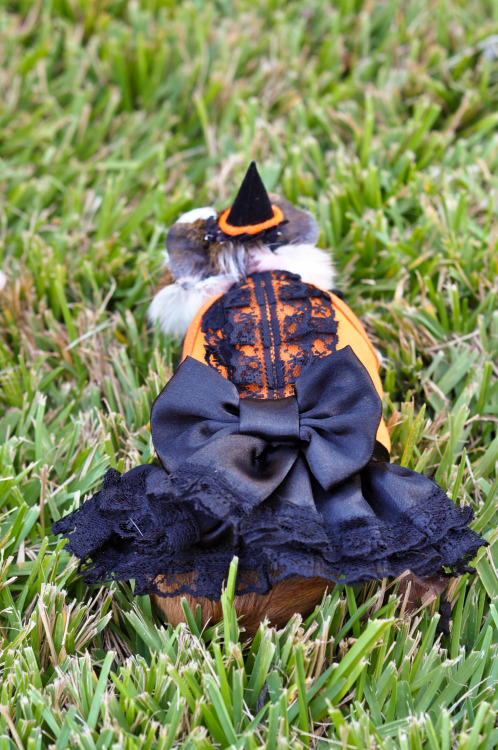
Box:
(201, 271, 338, 399)
(53, 465, 485, 601)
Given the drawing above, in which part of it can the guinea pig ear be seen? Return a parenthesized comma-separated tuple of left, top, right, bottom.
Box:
(166, 208, 216, 280)
(268, 194, 319, 246)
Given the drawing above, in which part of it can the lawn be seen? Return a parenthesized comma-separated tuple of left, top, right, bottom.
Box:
(1, 0, 498, 747)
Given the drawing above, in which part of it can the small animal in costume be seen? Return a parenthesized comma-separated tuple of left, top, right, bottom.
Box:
(53, 163, 485, 635)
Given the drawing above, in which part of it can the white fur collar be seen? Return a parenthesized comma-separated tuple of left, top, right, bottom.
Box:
(147, 274, 236, 339)
(246, 243, 334, 290)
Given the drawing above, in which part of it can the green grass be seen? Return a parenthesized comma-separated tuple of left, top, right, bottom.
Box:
(1, 0, 498, 746)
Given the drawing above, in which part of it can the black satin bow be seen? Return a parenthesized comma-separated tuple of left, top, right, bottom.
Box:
(150, 346, 382, 509)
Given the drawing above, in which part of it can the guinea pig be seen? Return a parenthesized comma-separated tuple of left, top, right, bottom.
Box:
(53, 163, 485, 637)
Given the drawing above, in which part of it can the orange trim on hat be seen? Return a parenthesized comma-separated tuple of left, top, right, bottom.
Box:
(218, 205, 284, 236)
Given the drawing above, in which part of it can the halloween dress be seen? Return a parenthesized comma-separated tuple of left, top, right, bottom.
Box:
(53, 163, 485, 602)
(53, 269, 485, 601)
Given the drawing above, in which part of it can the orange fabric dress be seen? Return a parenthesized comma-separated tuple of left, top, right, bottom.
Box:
(52, 268, 485, 604)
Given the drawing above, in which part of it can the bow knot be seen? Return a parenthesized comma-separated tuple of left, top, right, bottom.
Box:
(239, 396, 300, 443)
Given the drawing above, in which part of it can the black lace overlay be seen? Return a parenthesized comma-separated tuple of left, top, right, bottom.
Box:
(201, 271, 338, 399)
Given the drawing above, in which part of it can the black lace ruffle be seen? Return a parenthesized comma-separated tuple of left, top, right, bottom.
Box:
(52, 461, 484, 601)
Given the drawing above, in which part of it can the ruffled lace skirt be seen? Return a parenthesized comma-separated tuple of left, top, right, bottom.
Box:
(53, 348, 485, 600)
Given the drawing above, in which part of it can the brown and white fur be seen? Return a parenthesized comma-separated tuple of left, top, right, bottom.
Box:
(148, 205, 335, 634)
(148, 206, 335, 340)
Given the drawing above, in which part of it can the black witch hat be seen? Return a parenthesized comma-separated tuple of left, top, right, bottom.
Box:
(217, 162, 285, 237)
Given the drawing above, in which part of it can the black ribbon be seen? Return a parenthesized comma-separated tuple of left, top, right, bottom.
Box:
(150, 346, 383, 507)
